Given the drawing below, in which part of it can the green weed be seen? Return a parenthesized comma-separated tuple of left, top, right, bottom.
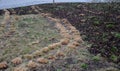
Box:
(110, 55, 118, 62)
(57, 69, 62, 71)
(93, 20, 100, 25)
(111, 47, 117, 52)
(92, 54, 100, 61)
(114, 33, 120, 38)
(81, 63, 88, 69)
(106, 24, 114, 28)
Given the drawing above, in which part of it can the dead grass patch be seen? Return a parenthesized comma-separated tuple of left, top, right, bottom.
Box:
(11, 57, 22, 65)
(67, 44, 76, 49)
(37, 58, 48, 64)
(32, 50, 43, 57)
(23, 54, 33, 60)
(72, 42, 80, 46)
(0, 61, 7, 69)
(60, 38, 70, 45)
(56, 51, 65, 57)
(13, 66, 28, 71)
(27, 61, 38, 68)
(47, 55, 56, 60)
(41, 47, 49, 53)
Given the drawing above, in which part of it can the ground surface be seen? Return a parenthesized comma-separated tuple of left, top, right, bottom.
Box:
(0, 14, 61, 62)
(0, 3, 119, 71)
(38, 3, 120, 64)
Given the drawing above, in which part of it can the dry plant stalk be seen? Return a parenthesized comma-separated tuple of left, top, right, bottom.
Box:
(30, 40, 40, 45)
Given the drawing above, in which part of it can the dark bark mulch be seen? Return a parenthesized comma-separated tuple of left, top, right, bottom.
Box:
(38, 3, 120, 64)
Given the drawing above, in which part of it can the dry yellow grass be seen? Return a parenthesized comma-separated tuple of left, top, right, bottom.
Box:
(54, 42, 62, 47)
(32, 50, 43, 57)
(67, 44, 76, 49)
(37, 58, 48, 64)
(31, 6, 39, 13)
(60, 38, 70, 45)
(60, 29, 67, 34)
(11, 57, 22, 65)
(48, 44, 55, 50)
(4, 10, 10, 21)
(63, 34, 71, 39)
(0, 22, 5, 27)
(23, 54, 33, 59)
(56, 51, 65, 57)
(27, 61, 38, 68)
(74, 36, 83, 43)
(65, 22, 76, 29)
(0, 10, 10, 28)
(47, 55, 56, 60)
(48, 43, 59, 50)
(47, 17, 60, 22)
(13, 67, 28, 71)
(48, 42, 61, 49)
(29, 40, 40, 45)
(69, 26, 76, 31)
(41, 47, 49, 53)
(55, 23, 66, 33)
(0, 14, 63, 70)
(60, 30, 71, 39)
(71, 30, 80, 34)
(60, 32, 68, 37)
(72, 42, 80, 46)
(0, 61, 7, 69)
(62, 19, 70, 24)
(79, 14, 85, 16)
(14, 15, 19, 21)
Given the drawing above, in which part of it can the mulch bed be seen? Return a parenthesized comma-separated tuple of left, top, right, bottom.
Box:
(38, 3, 120, 64)
(0, 3, 120, 65)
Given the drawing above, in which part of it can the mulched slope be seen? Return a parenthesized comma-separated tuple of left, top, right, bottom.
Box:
(0, 3, 119, 64)
(38, 3, 120, 64)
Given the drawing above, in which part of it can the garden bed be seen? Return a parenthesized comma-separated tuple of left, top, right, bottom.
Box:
(38, 3, 120, 64)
